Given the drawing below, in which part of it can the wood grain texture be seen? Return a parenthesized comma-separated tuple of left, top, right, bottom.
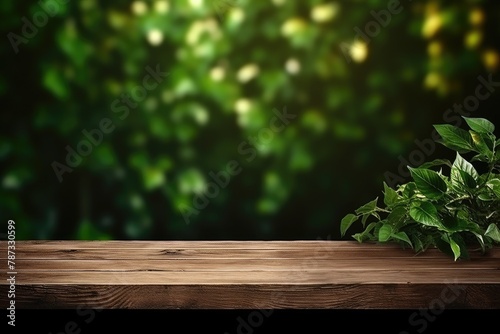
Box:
(0, 241, 499, 309)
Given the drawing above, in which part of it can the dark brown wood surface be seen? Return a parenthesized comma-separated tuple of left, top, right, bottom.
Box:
(1, 241, 499, 309)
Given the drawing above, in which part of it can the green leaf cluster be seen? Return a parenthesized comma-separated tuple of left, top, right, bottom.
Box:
(341, 117, 500, 260)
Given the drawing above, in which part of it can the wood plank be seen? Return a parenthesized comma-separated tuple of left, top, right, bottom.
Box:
(4, 284, 500, 309)
(2, 246, 498, 260)
(3, 240, 404, 249)
(3, 269, 500, 285)
(2, 241, 497, 260)
(7, 257, 500, 272)
(0, 241, 498, 309)
(1, 240, 496, 254)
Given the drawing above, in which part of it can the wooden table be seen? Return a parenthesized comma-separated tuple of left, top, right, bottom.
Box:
(1, 241, 499, 309)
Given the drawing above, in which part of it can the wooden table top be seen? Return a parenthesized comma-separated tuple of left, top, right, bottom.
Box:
(1, 241, 499, 309)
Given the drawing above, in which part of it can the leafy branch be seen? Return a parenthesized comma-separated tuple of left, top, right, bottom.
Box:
(341, 117, 500, 260)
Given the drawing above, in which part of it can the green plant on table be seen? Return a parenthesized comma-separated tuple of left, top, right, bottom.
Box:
(341, 117, 500, 260)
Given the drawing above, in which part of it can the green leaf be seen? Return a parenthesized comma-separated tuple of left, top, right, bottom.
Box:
(340, 213, 358, 237)
(451, 153, 478, 190)
(386, 205, 407, 229)
(452, 152, 478, 180)
(458, 170, 477, 189)
(478, 192, 496, 201)
(486, 179, 500, 197)
(453, 234, 469, 260)
(419, 159, 452, 169)
(409, 201, 445, 229)
(449, 236, 461, 261)
(352, 233, 364, 243)
(378, 224, 392, 242)
(412, 234, 425, 253)
(408, 167, 448, 199)
(355, 197, 378, 215)
(434, 124, 474, 153)
(361, 211, 380, 226)
(392, 231, 413, 248)
(485, 224, 500, 242)
(441, 215, 481, 234)
(473, 232, 486, 253)
(435, 236, 454, 258)
(478, 132, 494, 149)
(471, 154, 489, 163)
(352, 222, 378, 243)
(470, 131, 493, 158)
(463, 117, 495, 134)
(402, 182, 417, 199)
(383, 182, 399, 207)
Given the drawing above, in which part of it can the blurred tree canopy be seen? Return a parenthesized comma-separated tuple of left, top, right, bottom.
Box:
(1, 0, 499, 240)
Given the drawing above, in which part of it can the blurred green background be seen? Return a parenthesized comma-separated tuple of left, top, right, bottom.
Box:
(1, 0, 499, 240)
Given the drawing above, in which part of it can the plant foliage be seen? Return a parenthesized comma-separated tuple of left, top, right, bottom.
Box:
(341, 117, 500, 260)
